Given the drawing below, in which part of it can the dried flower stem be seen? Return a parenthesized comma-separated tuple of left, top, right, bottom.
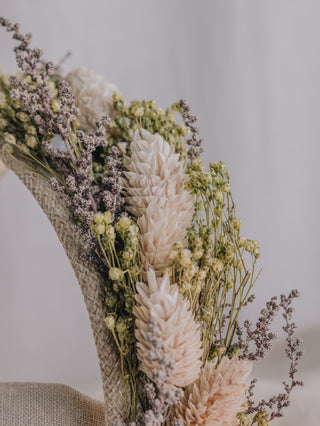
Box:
(244, 290, 304, 420)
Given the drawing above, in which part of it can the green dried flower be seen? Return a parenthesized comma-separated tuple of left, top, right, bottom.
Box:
(109, 267, 124, 281)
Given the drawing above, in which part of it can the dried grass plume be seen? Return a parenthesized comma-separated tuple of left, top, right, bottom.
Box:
(66, 66, 118, 132)
(173, 356, 252, 425)
(123, 129, 194, 275)
(133, 269, 202, 388)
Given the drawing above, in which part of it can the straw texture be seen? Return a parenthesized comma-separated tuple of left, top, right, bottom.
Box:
(0, 151, 124, 425)
(0, 159, 5, 177)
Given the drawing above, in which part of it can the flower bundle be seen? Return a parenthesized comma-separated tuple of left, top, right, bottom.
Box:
(0, 18, 303, 426)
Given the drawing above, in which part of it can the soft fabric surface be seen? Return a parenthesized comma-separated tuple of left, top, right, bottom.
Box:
(0, 383, 106, 426)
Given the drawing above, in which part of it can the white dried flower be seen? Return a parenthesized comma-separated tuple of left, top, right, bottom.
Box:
(133, 270, 202, 388)
(123, 129, 195, 275)
(173, 357, 252, 425)
(66, 66, 119, 132)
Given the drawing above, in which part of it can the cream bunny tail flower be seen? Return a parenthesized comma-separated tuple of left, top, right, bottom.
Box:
(66, 66, 119, 132)
(172, 356, 253, 426)
(123, 129, 194, 276)
(133, 270, 202, 388)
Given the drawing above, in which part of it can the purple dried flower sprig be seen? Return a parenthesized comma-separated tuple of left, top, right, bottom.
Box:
(178, 99, 203, 160)
(113, 317, 183, 426)
(241, 290, 304, 422)
(0, 18, 127, 241)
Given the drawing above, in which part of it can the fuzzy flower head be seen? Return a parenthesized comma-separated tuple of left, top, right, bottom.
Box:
(123, 129, 195, 275)
(66, 66, 119, 132)
(133, 270, 202, 388)
(173, 356, 252, 426)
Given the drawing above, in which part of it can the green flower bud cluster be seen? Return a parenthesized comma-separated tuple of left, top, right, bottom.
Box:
(182, 154, 261, 361)
(91, 211, 141, 373)
(237, 412, 252, 426)
(107, 93, 188, 158)
(0, 69, 67, 162)
(252, 411, 270, 426)
(208, 344, 226, 361)
(227, 343, 241, 358)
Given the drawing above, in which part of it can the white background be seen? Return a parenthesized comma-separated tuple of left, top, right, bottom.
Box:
(0, 1, 319, 424)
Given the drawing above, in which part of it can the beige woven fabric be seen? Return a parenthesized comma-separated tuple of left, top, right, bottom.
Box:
(0, 159, 6, 177)
(0, 383, 106, 426)
(0, 152, 125, 424)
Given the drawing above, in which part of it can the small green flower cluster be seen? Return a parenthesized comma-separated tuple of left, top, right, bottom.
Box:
(171, 156, 261, 363)
(0, 70, 65, 156)
(237, 410, 270, 426)
(0, 71, 38, 154)
(92, 211, 141, 336)
(107, 94, 189, 157)
(92, 211, 141, 413)
(252, 411, 270, 425)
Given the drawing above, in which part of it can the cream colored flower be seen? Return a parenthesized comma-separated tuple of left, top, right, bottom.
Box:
(123, 129, 194, 275)
(173, 356, 252, 425)
(133, 270, 202, 388)
(66, 66, 119, 132)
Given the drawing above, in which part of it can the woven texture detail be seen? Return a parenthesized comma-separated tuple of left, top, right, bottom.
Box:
(0, 152, 125, 425)
(0, 383, 105, 426)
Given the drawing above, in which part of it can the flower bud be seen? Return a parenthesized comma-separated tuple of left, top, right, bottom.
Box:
(3, 133, 16, 145)
(192, 248, 204, 260)
(17, 112, 29, 122)
(214, 206, 222, 217)
(105, 225, 115, 241)
(93, 212, 105, 224)
(238, 236, 246, 247)
(92, 223, 105, 235)
(226, 280, 234, 291)
(51, 99, 61, 113)
(221, 183, 231, 193)
(233, 218, 242, 232)
(116, 319, 127, 335)
(0, 118, 8, 129)
(25, 136, 37, 149)
(225, 248, 235, 262)
(105, 316, 115, 330)
(212, 259, 224, 274)
(197, 268, 207, 280)
(109, 267, 124, 281)
(179, 249, 192, 268)
(24, 124, 37, 135)
(213, 190, 224, 204)
(104, 211, 113, 225)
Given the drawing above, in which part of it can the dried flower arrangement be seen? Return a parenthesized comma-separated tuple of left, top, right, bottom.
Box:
(0, 18, 303, 426)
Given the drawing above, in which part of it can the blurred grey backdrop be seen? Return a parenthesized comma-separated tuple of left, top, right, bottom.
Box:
(0, 1, 319, 423)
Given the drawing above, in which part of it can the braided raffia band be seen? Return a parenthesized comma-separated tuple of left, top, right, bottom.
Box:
(0, 159, 6, 177)
(0, 150, 125, 425)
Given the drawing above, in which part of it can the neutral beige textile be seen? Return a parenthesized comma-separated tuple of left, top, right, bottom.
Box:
(0, 160, 5, 177)
(0, 383, 106, 426)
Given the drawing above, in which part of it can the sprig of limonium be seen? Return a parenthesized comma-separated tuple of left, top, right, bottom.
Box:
(242, 290, 304, 423)
(179, 99, 203, 160)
